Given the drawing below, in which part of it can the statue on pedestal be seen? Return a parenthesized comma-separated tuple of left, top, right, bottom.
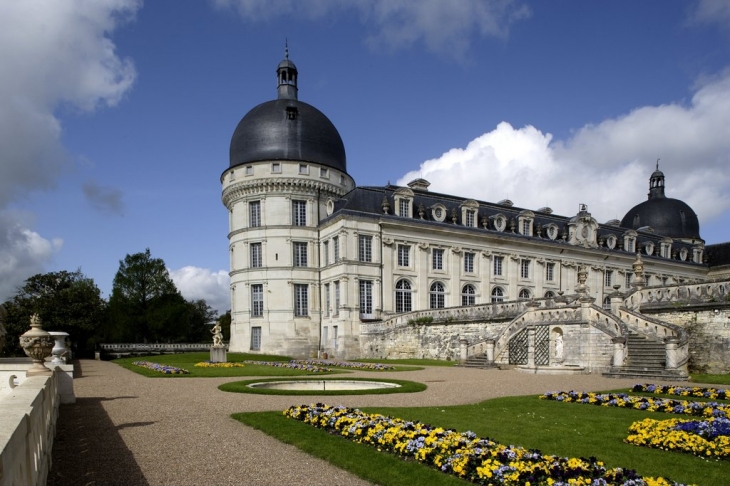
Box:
(211, 322, 224, 347)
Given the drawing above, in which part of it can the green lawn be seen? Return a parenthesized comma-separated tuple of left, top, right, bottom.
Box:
(113, 352, 344, 377)
(235, 393, 730, 486)
(690, 373, 730, 386)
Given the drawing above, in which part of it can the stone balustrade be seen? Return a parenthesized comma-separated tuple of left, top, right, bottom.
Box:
(625, 280, 730, 309)
(0, 372, 59, 486)
(99, 342, 222, 358)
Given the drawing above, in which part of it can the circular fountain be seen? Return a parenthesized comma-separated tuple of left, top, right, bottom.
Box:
(247, 380, 401, 391)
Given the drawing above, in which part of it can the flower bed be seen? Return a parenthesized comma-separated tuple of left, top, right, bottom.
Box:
(541, 391, 730, 418)
(133, 361, 189, 374)
(632, 384, 730, 401)
(626, 417, 730, 460)
(291, 359, 395, 371)
(284, 403, 688, 485)
(242, 360, 330, 372)
(194, 361, 245, 368)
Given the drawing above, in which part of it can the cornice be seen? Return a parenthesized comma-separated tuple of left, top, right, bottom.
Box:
(222, 178, 347, 206)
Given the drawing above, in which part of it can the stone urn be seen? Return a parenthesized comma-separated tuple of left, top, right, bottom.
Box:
(49, 331, 69, 366)
(19, 314, 54, 376)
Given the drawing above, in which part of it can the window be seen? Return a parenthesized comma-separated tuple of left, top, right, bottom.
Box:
(333, 325, 339, 348)
(625, 273, 632, 289)
(299, 164, 308, 174)
(324, 283, 330, 317)
(251, 284, 263, 317)
(245, 165, 253, 176)
(334, 281, 340, 316)
(398, 245, 410, 267)
(520, 259, 530, 279)
(464, 252, 475, 273)
(359, 280, 373, 317)
(432, 249, 444, 270)
(493, 256, 503, 276)
(292, 200, 306, 226)
(544, 290, 555, 300)
(323, 326, 328, 343)
(271, 162, 281, 173)
(395, 279, 412, 313)
(294, 284, 308, 317)
(250, 242, 262, 268)
(399, 199, 410, 218)
(491, 287, 504, 303)
(249, 201, 261, 227)
(605, 270, 613, 287)
(522, 220, 530, 236)
(519, 288, 531, 300)
(602, 296, 611, 310)
(430, 282, 445, 309)
(461, 284, 476, 306)
(320, 168, 328, 178)
(323, 241, 329, 266)
(293, 242, 308, 267)
(465, 209, 475, 227)
(359, 235, 372, 262)
(250, 326, 261, 350)
(333, 236, 340, 262)
(546, 262, 555, 282)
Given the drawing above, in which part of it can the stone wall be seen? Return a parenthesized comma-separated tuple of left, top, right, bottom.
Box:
(646, 304, 730, 374)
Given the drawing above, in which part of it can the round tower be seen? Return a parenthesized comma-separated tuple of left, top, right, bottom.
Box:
(221, 51, 355, 356)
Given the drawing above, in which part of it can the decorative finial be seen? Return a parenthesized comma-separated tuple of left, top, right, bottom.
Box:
(285, 39, 289, 59)
(656, 158, 660, 171)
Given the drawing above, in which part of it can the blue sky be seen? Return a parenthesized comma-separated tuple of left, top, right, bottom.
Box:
(2, 0, 729, 314)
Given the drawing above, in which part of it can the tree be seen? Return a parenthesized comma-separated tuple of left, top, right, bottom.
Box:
(217, 310, 231, 342)
(1, 270, 107, 357)
(107, 248, 182, 342)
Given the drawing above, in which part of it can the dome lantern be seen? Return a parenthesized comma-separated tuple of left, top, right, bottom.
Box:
(277, 42, 298, 101)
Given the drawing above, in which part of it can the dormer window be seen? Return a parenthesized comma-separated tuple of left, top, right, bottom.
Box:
(399, 199, 410, 218)
(460, 200, 479, 228)
(492, 214, 507, 232)
(393, 188, 414, 218)
(432, 204, 447, 222)
(517, 210, 534, 237)
(286, 106, 298, 120)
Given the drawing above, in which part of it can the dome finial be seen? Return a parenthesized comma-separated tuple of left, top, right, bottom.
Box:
(285, 38, 289, 59)
(656, 158, 660, 171)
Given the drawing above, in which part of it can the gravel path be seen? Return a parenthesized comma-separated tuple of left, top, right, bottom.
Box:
(48, 360, 649, 486)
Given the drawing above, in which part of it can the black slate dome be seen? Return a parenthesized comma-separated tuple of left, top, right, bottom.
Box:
(228, 53, 347, 173)
(620, 165, 700, 239)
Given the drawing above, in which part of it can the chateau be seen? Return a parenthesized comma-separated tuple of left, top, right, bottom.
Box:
(221, 53, 729, 376)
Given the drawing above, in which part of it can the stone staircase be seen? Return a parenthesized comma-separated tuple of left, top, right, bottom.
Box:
(460, 353, 498, 369)
(603, 332, 688, 381)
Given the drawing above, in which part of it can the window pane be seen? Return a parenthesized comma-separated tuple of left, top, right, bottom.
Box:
(293, 200, 306, 226)
(250, 326, 261, 350)
(398, 245, 410, 267)
(494, 256, 503, 276)
(251, 284, 263, 317)
(293, 242, 307, 267)
(359, 235, 372, 262)
(464, 252, 474, 273)
(399, 199, 409, 217)
(294, 284, 308, 316)
(433, 249, 444, 270)
(395, 279, 412, 313)
(249, 201, 261, 227)
(359, 280, 373, 315)
(250, 243, 262, 268)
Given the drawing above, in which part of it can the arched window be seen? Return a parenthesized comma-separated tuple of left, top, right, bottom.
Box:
(395, 279, 412, 313)
(544, 290, 555, 299)
(491, 287, 504, 303)
(519, 288, 531, 300)
(430, 282, 445, 309)
(602, 296, 611, 310)
(461, 284, 476, 306)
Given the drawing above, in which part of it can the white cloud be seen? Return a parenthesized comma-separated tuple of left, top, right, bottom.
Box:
(0, 212, 63, 302)
(213, 0, 530, 59)
(689, 0, 730, 29)
(169, 266, 231, 314)
(397, 70, 730, 227)
(0, 0, 139, 298)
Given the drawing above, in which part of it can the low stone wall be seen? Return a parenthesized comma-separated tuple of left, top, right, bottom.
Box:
(0, 372, 59, 486)
(645, 305, 730, 374)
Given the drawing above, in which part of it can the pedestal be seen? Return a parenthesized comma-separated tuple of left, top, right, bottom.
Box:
(210, 346, 227, 363)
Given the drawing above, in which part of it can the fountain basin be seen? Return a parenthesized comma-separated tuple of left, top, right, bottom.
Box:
(247, 380, 401, 391)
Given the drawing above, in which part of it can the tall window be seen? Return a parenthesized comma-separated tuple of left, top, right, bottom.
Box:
(249, 201, 261, 227)
(398, 245, 410, 267)
(250, 243, 262, 268)
(493, 256, 503, 276)
(250, 327, 261, 350)
(430, 282, 445, 309)
(605, 270, 613, 287)
(294, 284, 308, 317)
(520, 259, 530, 279)
(546, 262, 555, 282)
(625, 273, 632, 289)
(432, 249, 444, 270)
(293, 242, 308, 267)
(323, 241, 329, 266)
(324, 283, 330, 317)
(464, 252, 475, 273)
(465, 209, 475, 227)
(333, 236, 340, 262)
(399, 199, 410, 217)
(519, 288, 531, 300)
(491, 287, 504, 303)
(334, 281, 340, 316)
(521, 220, 530, 236)
(251, 284, 263, 317)
(395, 279, 412, 313)
(359, 280, 373, 316)
(603, 296, 611, 310)
(358, 235, 372, 262)
(461, 284, 476, 306)
(292, 200, 306, 226)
